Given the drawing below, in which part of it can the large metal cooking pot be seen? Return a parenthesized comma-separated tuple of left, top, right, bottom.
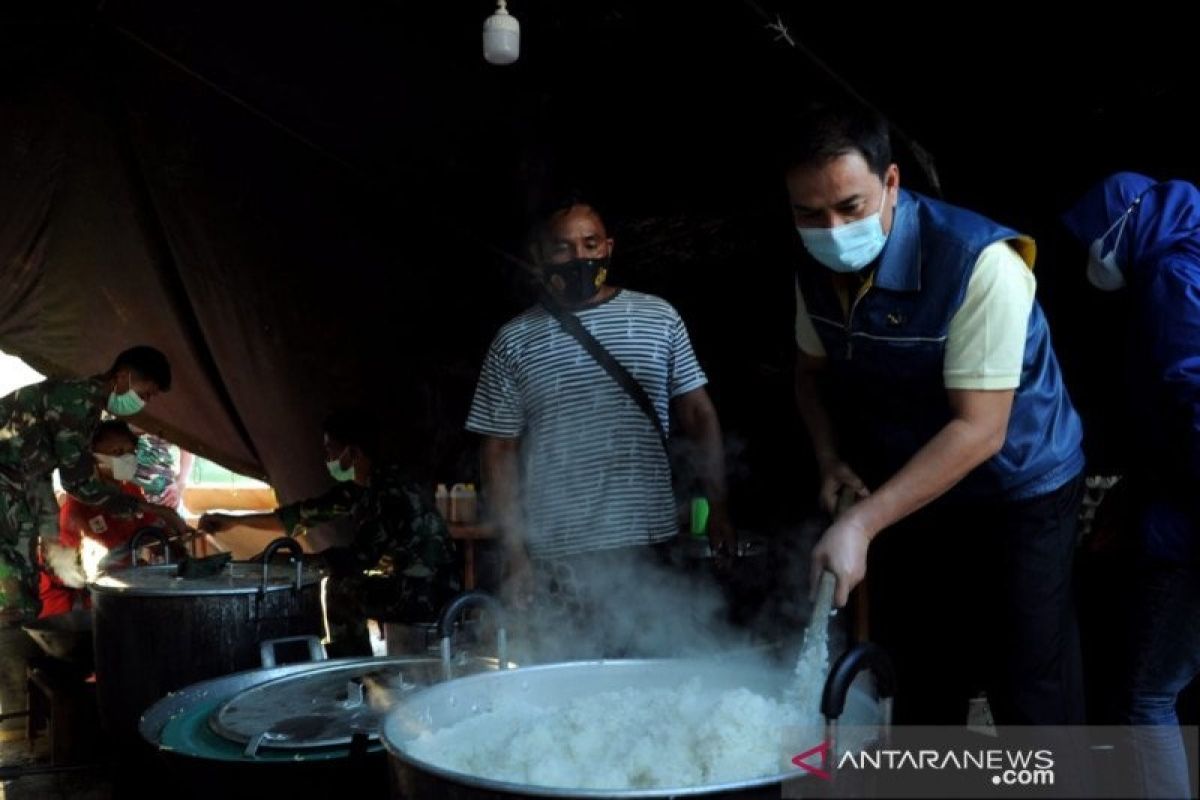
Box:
(137, 591, 514, 799)
(138, 653, 510, 799)
(383, 643, 895, 799)
(91, 535, 322, 740)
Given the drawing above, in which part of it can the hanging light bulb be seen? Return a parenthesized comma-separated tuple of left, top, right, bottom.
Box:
(483, 0, 520, 65)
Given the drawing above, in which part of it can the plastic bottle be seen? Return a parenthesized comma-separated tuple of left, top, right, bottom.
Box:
(449, 483, 479, 524)
(448, 484, 465, 523)
(435, 484, 450, 520)
(459, 483, 478, 524)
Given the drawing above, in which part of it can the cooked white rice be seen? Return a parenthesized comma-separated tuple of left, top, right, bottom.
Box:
(405, 670, 826, 790)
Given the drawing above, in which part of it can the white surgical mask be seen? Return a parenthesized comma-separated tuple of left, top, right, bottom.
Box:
(1086, 197, 1141, 291)
(797, 187, 891, 273)
(96, 453, 138, 482)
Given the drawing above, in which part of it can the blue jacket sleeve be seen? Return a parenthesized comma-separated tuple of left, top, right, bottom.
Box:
(1144, 256, 1200, 484)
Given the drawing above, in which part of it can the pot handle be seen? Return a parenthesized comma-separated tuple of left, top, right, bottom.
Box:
(259, 635, 327, 667)
(821, 642, 895, 725)
(260, 537, 305, 591)
(437, 591, 507, 680)
(128, 527, 171, 568)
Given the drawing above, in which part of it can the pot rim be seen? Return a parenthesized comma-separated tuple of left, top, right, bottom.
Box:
(89, 563, 321, 597)
(382, 658, 875, 798)
(139, 655, 513, 760)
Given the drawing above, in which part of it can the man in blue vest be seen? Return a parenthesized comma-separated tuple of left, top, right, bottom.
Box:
(787, 102, 1086, 725)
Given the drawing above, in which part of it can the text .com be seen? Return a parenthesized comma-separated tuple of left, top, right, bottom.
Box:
(994, 767, 1055, 787)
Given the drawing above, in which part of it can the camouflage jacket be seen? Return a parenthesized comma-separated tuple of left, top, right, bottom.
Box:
(276, 463, 457, 582)
(134, 433, 176, 503)
(0, 378, 135, 511)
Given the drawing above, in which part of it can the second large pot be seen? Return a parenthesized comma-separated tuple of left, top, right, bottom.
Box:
(138, 653, 511, 799)
(91, 547, 322, 740)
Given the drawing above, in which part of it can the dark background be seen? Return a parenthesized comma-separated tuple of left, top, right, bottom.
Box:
(1, 1, 1193, 522)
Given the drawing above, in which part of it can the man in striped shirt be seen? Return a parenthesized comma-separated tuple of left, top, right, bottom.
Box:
(466, 200, 732, 651)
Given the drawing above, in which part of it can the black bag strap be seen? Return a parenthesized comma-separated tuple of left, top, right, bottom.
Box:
(541, 297, 670, 454)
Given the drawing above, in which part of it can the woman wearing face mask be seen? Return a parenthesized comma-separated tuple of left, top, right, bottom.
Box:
(199, 410, 459, 658)
(1064, 172, 1200, 798)
(38, 421, 187, 617)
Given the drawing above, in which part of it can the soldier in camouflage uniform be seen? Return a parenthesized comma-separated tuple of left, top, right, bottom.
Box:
(200, 411, 459, 657)
(0, 346, 174, 621)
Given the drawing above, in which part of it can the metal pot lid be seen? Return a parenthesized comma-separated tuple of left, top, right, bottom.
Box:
(208, 660, 432, 752)
(90, 562, 321, 597)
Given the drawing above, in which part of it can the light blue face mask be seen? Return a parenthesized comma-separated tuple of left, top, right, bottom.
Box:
(107, 375, 146, 417)
(326, 448, 356, 482)
(797, 187, 890, 273)
(1086, 197, 1141, 291)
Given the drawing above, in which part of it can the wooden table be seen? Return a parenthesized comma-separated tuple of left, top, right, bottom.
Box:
(447, 523, 497, 590)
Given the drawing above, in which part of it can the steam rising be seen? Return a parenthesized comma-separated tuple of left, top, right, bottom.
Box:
(505, 545, 752, 663)
(495, 512, 837, 668)
(384, 517, 849, 791)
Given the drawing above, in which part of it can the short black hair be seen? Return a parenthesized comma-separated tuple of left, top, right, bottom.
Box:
(322, 409, 379, 458)
(777, 101, 892, 178)
(539, 192, 605, 226)
(108, 346, 172, 392)
(527, 192, 608, 261)
(92, 419, 138, 448)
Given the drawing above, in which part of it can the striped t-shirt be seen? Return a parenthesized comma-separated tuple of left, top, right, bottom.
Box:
(466, 289, 708, 559)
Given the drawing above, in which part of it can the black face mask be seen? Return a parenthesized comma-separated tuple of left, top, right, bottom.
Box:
(542, 257, 609, 305)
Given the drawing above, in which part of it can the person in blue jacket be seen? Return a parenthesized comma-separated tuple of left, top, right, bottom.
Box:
(1065, 172, 1200, 798)
(787, 101, 1086, 726)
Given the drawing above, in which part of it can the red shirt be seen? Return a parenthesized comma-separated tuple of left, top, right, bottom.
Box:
(58, 481, 150, 550)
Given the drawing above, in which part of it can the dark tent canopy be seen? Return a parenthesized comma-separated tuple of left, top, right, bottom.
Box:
(2, 1, 1194, 511)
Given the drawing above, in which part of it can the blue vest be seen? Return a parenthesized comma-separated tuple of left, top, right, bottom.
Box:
(797, 189, 1084, 500)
